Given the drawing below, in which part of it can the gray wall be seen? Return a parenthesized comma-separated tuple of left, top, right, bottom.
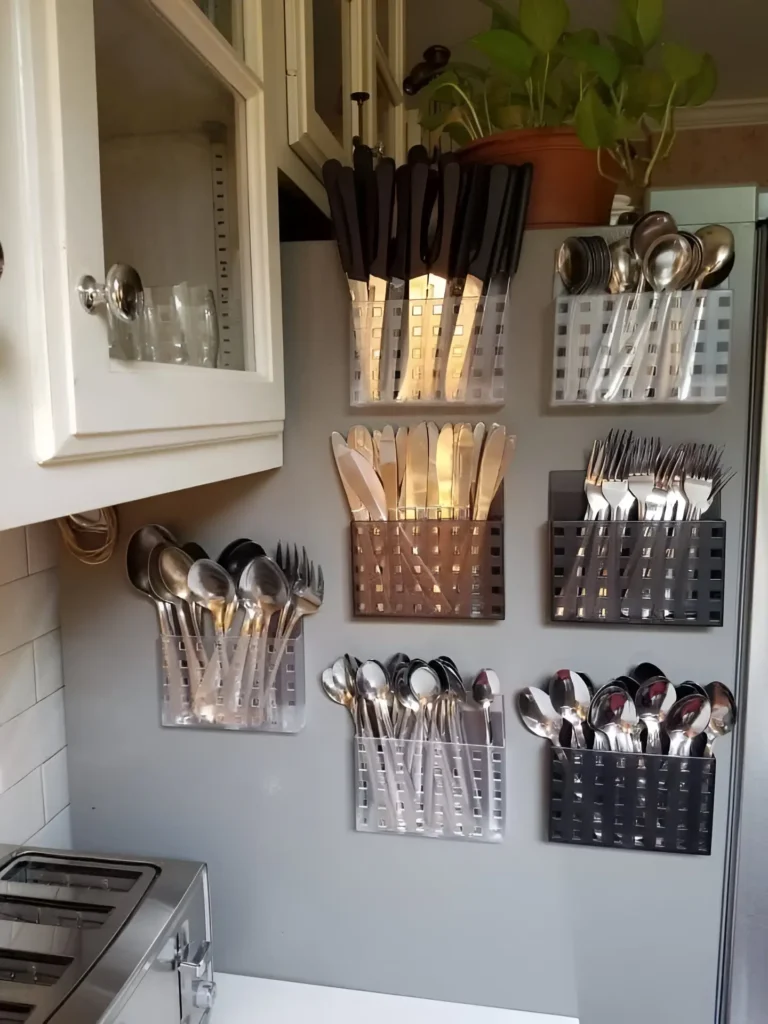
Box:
(61, 221, 754, 1023)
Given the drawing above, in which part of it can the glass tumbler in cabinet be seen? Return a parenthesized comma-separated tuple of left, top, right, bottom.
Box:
(16, 0, 283, 465)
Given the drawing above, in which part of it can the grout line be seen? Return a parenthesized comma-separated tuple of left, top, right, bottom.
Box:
(0, 689, 64, 729)
(0, 629, 59, 666)
(25, 803, 71, 846)
(23, 527, 31, 577)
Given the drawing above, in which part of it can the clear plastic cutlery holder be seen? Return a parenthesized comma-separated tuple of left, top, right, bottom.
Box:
(355, 708, 506, 842)
(549, 472, 725, 627)
(350, 293, 508, 406)
(549, 748, 716, 855)
(551, 288, 733, 406)
(159, 625, 305, 732)
(351, 513, 504, 619)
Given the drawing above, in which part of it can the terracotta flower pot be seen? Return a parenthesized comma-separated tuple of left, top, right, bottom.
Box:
(458, 127, 616, 229)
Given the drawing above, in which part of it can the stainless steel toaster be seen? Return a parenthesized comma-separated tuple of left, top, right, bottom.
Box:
(0, 845, 215, 1023)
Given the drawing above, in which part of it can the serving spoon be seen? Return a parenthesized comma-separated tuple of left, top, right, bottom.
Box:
(126, 524, 177, 635)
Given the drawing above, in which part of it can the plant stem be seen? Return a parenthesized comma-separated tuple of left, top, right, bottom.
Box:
(579, 73, 584, 101)
(644, 85, 677, 186)
(482, 81, 493, 135)
(598, 147, 625, 185)
(443, 82, 484, 139)
(526, 77, 535, 123)
(460, 114, 478, 141)
(538, 53, 550, 126)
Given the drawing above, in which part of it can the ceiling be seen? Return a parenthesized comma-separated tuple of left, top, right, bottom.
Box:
(407, 0, 768, 104)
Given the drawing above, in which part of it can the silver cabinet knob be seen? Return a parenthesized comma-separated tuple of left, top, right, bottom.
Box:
(78, 263, 144, 322)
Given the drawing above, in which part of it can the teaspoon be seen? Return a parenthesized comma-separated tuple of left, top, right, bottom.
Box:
(589, 684, 633, 752)
(550, 669, 590, 749)
(665, 694, 711, 756)
(635, 677, 676, 754)
(322, 664, 356, 723)
(187, 560, 236, 718)
(517, 687, 564, 757)
(704, 681, 736, 756)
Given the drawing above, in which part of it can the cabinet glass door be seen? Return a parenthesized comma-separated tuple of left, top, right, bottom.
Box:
(16, 0, 283, 463)
(285, 0, 352, 174)
(191, 0, 243, 51)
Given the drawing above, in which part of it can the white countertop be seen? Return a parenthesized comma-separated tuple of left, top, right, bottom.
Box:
(212, 973, 577, 1024)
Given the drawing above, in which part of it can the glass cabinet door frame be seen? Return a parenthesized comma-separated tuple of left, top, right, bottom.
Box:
(364, 0, 404, 164)
(284, 0, 353, 174)
(12, 0, 283, 464)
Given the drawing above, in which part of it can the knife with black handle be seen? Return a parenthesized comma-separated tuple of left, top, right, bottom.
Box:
(322, 160, 356, 292)
(383, 164, 412, 401)
(453, 164, 511, 400)
(398, 161, 432, 400)
(471, 164, 520, 398)
(367, 157, 395, 401)
(426, 155, 462, 398)
(353, 144, 377, 281)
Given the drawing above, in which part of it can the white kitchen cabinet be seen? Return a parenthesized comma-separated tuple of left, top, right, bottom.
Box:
(0, 0, 285, 530)
(285, 0, 405, 177)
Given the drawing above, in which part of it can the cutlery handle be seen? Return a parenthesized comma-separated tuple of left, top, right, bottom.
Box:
(429, 157, 461, 279)
(569, 719, 586, 749)
(322, 159, 353, 278)
(467, 165, 509, 285)
(453, 165, 488, 279)
(353, 144, 377, 272)
(390, 165, 411, 282)
(407, 162, 431, 281)
(668, 734, 686, 757)
(159, 605, 187, 723)
(337, 166, 368, 283)
(507, 162, 533, 278)
(370, 157, 395, 280)
(193, 635, 225, 722)
(483, 707, 492, 746)
(644, 721, 662, 755)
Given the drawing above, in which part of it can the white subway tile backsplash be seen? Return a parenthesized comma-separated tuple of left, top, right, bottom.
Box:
(0, 644, 36, 725)
(42, 748, 69, 822)
(0, 769, 44, 845)
(0, 690, 65, 795)
(29, 806, 71, 850)
(33, 630, 63, 701)
(0, 524, 66, 846)
(0, 570, 58, 658)
(0, 529, 28, 586)
(26, 522, 59, 574)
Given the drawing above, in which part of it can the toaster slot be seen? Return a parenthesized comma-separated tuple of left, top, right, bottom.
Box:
(0, 949, 71, 987)
(0, 897, 111, 930)
(2, 861, 140, 893)
(0, 1002, 32, 1023)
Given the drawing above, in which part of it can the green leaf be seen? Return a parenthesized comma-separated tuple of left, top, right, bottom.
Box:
(575, 86, 617, 148)
(444, 122, 473, 147)
(682, 53, 718, 106)
(477, 0, 519, 32)
(615, 7, 645, 52)
(419, 107, 452, 132)
(622, 66, 673, 115)
(662, 42, 703, 83)
(614, 114, 644, 140)
(558, 37, 621, 85)
(519, 0, 569, 54)
(635, 0, 663, 48)
(608, 33, 642, 65)
(471, 29, 534, 76)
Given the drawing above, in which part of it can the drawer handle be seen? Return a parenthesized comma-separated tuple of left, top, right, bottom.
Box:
(78, 263, 144, 322)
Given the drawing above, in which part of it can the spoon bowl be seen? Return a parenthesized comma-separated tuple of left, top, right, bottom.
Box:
(630, 210, 678, 262)
(589, 684, 632, 752)
(665, 694, 711, 757)
(643, 233, 693, 292)
(550, 669, 590, 749)
(635, 677, 676, 754)
(704, 681, 736, 755)
(517, 687, 563, 750)
(608, 237, 641, 294)
(322, 664, 356, 720)
(695, 224, 735, 289)
(187, 560, 236, 635)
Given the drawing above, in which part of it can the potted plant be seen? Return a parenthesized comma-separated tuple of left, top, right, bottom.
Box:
(419, 0, 717, 227)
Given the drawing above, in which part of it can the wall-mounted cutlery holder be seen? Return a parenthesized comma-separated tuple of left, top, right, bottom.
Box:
(351, 514, 504, 619)
(159, 626, 305, 733)
(551, 288, 732, 406)
(549, 748, 716, 855)
(350, 293, 508, 406)
(549, 472, 725, 626)
(355, 709, 506, 842)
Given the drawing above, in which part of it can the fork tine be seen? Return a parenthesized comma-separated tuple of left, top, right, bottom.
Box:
(276, 540, 283, 570)
(294, 544, 302, 582)
(317, 564, 325, 600)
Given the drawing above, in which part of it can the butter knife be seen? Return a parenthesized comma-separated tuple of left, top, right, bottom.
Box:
(469, 422, 486, 510)
(379, 425, 399, 518)
(331, 432, 369, 521)
(454, 423, 475, 516)
(396, 426, 408, 515)
(436, 423, 454, 513)
(348, 425, 374, 466)
(473, 424, 507, 520)
(334, 438, 388, 521)
(426, 421, 439, 514)
(407, 421, 429, 517)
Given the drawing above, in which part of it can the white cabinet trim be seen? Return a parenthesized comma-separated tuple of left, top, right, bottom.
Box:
(285, 0, 351, 174)
(11, 0, 284, 464)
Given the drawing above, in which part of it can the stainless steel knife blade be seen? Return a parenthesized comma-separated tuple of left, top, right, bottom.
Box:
(473, 423, 507, 520)
(331, 432, 370, 521)
(436, 423, 454, 513)
(379, 424, 399, 518)
(455, 423, 475, 516)
(426, 421, 439, 514)
(407, 421, 429, 517)
(336, 443, 388, 522)
(348, 425, 374, 466)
